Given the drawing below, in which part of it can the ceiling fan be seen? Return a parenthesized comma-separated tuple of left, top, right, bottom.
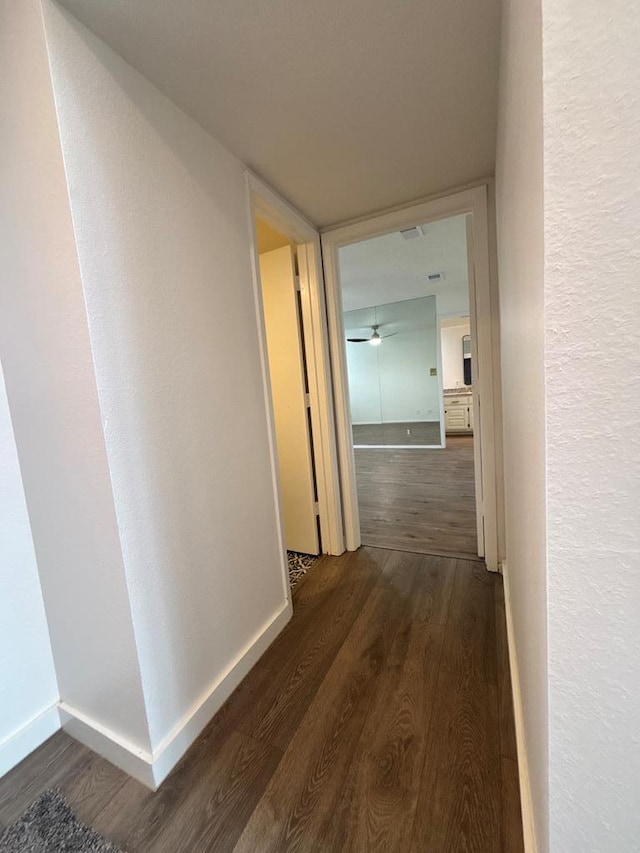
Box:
(347, 324, 397, 346)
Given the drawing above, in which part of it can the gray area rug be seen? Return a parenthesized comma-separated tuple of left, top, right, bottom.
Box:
(0, 790, 123, 853)
(287, 551, 318, 587)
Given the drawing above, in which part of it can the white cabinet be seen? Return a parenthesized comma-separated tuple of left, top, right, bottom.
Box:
(444, 394, 473, 433)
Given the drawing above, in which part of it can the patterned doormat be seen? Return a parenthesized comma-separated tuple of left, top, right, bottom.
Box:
(287, 551, 318, 587)
(0, 790, 123, 853)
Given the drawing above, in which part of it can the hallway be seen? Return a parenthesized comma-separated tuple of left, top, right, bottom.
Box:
(356, 436, 478, 557)
(0, 548, 524, 852)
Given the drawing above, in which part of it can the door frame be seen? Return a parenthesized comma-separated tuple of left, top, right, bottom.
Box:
(321, 185, 500, 570)
(438, 307, 484, 557)
(245, 171, 345, 557)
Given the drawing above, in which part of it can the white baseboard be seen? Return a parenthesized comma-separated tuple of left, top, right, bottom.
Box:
(60, 599, 292, 790)
(502, 562, 539, 853)
(58, 702, 155, 788)
(0, 704, 61, 778)
(150, 599, 292, 787)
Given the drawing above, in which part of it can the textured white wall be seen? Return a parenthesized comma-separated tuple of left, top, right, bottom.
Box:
(43, 4, 287, 751)
(0, 0, 150, 753)
(498, 0, 640, 848)
(495, 0, 548, 848)
(543, 1, 640, 850)
(440, 321, 470, 388)
(0, 361, 58, 775)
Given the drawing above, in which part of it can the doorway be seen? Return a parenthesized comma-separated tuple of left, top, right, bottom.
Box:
(322, 186, 500, 570)
(247, 173, 345, 594)
(257, 230, 320, 558)
(338, 214, 477, 558)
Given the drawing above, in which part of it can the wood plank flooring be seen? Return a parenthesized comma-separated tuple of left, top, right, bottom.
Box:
(0, 549, 524, 852)
(355, 435, 478, 557)
(352, 420, 442, 446)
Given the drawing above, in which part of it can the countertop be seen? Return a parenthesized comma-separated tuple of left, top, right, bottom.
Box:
(443, 387, 473, 396)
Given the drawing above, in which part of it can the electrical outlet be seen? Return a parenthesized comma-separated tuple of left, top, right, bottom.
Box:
(430, 367, 437, 376)
(406, 428, 411, 435)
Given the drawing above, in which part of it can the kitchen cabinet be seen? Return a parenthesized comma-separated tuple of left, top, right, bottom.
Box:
(444, 394, 473, 433)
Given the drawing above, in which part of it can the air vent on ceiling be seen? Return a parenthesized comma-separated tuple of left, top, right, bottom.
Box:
(426, 272, 445, 283)
(399, 225, 424, 240)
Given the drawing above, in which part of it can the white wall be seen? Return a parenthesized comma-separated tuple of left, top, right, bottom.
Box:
(42, 1, 288, 761)
(345, 341, 383, 423)
(498, 0, 640, 849)
(495, 0, 548, 848)
(344, 298, 440, 424)
(0, 362, 59, 776)
(0, 0, 151, 757)
(377, 307, 440, 423)
(441, 320, 471, 388)
(543, 1, 640, 850)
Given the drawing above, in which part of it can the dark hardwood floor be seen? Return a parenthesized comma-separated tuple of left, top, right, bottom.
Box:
(355, 435, 478, 557)
(0, 549, 524, 852)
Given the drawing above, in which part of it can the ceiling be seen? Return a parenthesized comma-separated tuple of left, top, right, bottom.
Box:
(338, 214, 470, 316)
(56, 0, 501, 228)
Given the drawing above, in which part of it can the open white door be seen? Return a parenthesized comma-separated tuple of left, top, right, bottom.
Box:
(260, 246, 319, 555)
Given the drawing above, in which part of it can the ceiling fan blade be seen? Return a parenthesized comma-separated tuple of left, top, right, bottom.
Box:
(347, 338, 369, 343)
(381, 332, 399, 339)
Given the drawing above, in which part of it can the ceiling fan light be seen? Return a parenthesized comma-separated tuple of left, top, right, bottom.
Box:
(369, 333, 382, 346)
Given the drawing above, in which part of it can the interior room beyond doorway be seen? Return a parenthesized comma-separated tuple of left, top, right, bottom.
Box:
(338, 214, 479, 558)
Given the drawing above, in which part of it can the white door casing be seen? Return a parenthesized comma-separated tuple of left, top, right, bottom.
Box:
(322, 184, 499, 570)
(246, 171, 345, 560)
(465, 215, 486, 558)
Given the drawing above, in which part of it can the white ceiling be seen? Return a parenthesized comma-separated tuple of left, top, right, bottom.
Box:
(56, 0, 501, 228)
(338, 214, 470, 316)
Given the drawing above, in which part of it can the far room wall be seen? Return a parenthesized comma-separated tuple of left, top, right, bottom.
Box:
(344, 297, 441, 424)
